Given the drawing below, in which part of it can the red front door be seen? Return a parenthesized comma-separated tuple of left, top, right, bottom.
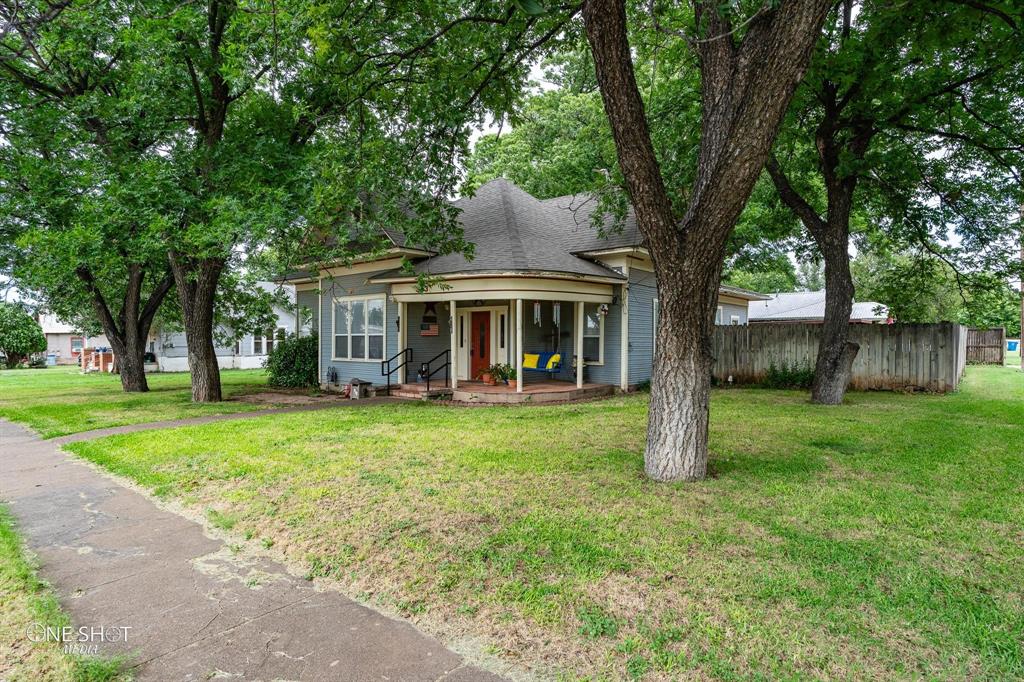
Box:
(470, 311, 491, 379)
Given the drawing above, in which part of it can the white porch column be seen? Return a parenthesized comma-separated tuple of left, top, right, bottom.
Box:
(450, 300, 458, 389)
(620, 264, 630, 391)
(398, 301, 407, 384)
(575, 300, 585, 388)
(515, 298, 524, 393)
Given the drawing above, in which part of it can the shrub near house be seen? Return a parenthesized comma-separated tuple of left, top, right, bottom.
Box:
(266, 334, 319, 388)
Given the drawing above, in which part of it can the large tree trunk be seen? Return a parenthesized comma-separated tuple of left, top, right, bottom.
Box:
(170, 253, 224, 402)
(767, 138, 868, 405)
(646, 266, 722, 480)
(582, 0, 832, 481)
(76, 264, 174, 393)
(811, 231, 858, 403)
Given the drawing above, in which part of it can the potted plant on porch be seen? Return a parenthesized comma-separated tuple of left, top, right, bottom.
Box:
(494, 363, 515, 388)
(476, 364, 499, 385)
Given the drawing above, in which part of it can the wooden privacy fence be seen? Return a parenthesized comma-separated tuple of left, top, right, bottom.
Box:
(711, 322, 968, 393)
(966, 327, 1006, 365)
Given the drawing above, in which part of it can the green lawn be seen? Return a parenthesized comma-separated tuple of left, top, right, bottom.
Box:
(63, 367, 1024, 680)
(0, 505, 129, 681)
(0, 367, 271, 438)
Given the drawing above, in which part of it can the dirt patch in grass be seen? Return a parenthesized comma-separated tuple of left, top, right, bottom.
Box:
(235, 390, 348, 406)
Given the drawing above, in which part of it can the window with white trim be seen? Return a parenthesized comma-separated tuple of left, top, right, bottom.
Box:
(730, 314, 741, 326)
(582, 303, 604, 364)
(254, 327, 286, 355)
(333, 296, 385, 361)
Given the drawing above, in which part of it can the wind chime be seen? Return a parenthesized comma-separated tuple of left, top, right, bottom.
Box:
(552, 302, 561, 327)
(533, 301, 542, 326)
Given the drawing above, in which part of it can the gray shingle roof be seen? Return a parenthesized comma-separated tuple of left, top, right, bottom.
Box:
(376, 178, 629, 280)
(749, 291, 888, 322)
(539, 193, 643, 253)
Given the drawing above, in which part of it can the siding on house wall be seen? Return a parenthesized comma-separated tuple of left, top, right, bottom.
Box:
(319, 271, 397, 386)
(716, 302, 748, 325)
(405, 301, 451, 378)
(296, 290, 319, 335)
(627, 268, 658, 386)
(585, 291, 622, 386)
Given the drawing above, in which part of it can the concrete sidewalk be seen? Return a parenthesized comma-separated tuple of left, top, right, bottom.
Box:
(0, 419, 506, 681)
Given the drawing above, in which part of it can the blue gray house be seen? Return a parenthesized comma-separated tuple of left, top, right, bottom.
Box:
(285, 179, 765, 402)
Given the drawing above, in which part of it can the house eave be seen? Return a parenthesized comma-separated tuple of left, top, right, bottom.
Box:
(291, 247, 435, 273)
(718, 284, 771, 301)
(367, 269, 626, 285)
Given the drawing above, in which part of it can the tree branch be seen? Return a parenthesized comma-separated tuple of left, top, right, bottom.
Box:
(766, 154, 827, 236)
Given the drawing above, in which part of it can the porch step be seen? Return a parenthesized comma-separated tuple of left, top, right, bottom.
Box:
(388, 383, 454, 401)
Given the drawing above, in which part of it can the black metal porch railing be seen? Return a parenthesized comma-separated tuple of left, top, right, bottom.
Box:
(381, 348, 413, 395)
(422, 349, 450, 392)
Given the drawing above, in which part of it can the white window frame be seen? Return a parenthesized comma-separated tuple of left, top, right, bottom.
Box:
(252, 326, 287, 356)
(730, 315, 741, 326)
(331, 294, 387, 363)
(582, 302, 605, 366)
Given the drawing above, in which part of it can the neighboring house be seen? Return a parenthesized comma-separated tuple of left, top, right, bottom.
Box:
(748, 291, 889, 324)
(35, 312, 110, 365)
(283, 178, 767, 398)
(152, 282, 298, 372)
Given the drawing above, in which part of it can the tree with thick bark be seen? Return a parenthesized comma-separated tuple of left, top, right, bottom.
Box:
(765, 0, 1021, 403)
(580, 0, 832, 481)
(3, 0, 569, 401)
(0, 5, 178, 391)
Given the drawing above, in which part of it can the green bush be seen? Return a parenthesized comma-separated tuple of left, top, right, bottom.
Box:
(762, 361, 815, 389)
(265, 333, 318, 388)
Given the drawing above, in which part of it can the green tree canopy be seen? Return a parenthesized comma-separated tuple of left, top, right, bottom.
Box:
(0, 303, 45, 368)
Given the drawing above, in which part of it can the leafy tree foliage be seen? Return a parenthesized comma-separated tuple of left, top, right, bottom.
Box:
(766, 0, 1022, 403)
(0, 6, 179, 391)
(725, 254, 798, 294)
(0, 303, 45, 368)
(853, 251, 1022, 336)
(1, 0, 569, 401)
(464, 88, 614, 200)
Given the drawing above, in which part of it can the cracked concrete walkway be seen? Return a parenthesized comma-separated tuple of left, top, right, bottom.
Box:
(0, 419, 505, 681)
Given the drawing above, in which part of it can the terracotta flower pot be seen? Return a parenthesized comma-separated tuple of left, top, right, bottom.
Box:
(508, 379, 518, 390)
(480, 372, 494, 385)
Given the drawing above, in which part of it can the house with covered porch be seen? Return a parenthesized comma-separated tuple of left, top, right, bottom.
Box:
(285, 178, 766, 402)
